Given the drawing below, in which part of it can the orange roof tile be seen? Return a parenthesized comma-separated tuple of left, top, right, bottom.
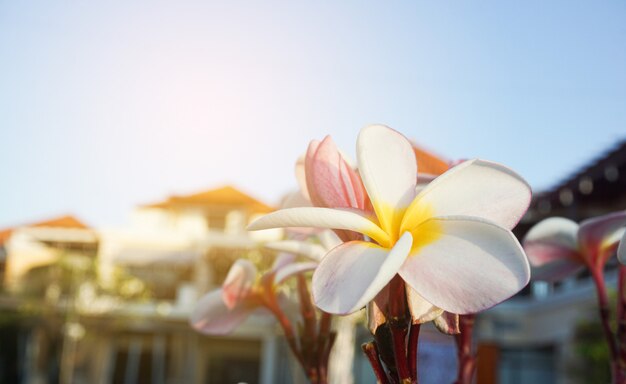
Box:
(144, 185, 274, 213)
(411, 143, 450, 176)
(0, 215, 89, 246)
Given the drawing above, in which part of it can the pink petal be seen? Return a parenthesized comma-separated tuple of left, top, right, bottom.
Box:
(305, 136, 365, 210)
(190, 290, 256, 335)
(578, 211, 626, 267)
(340, 159, 369, 211)
(400, 216, 529, 314)
(222, 259, 257, 309)
(312, 232, 413, 314)
(305, 136, 369, 241)
(402, 159, 531, 231)
(357, 125, 417, 235)
(247, 207, 390, 247)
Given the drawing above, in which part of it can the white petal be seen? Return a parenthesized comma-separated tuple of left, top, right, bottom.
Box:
(190, 290, 256, 335)
(357, 125, 417, 235)
(415, 173, 438, 195)
(402, 159, 531, 232)
(312, 232, 412, 314)
(400, 216, 530, 314)
(317, 230, 342, 250)
(270, 253, 296, 273)
(248, 207, 390, 247)
(274, 262, 318, 284)
(265, 240, 326, 261)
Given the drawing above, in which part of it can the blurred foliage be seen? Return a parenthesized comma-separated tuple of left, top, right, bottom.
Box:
(8, 250, 151, 320)
(568, 320, 611, 383)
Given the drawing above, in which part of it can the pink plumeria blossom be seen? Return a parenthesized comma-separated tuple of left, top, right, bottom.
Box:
(248, 125, 531, 316)
(524, 211, 626, 281)
(190, 255, 316, 335)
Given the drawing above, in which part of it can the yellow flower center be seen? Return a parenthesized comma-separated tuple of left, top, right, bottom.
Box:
(376, 199, 442, 253)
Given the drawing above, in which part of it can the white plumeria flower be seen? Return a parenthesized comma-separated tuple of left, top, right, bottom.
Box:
(248, 125, 531, 315)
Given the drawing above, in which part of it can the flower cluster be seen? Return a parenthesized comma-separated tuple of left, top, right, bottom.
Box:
(246, 124, 532, 383)
(249, 125, 531, 317)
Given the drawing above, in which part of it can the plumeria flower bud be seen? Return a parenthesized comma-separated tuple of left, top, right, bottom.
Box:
(524, 211, 626, 280)
(190, 255, 316, 335)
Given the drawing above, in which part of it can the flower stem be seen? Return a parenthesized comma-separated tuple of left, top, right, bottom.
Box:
(591, 268, 620, 382)
(408, 323, 420, 380)
(262, 290, 306, 367)
(317, 312, 334, 381)
(387, 276, 414, 383)
(454, 314, 477, 384)
(617, 266, 626, 383)
(363, 342, 391, 384)
(261, 275, 335, 384)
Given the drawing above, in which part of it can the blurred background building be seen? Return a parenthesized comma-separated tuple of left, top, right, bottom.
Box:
(0, 186, 297, 384)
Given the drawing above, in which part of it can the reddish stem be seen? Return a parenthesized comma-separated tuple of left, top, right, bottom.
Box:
(390, 326, 411, 383)
(617, 266, 626, 383)
(363, 342, 392, 384)
(297, 274, 319, 379)
(454, 314, 477, 384)
(267, 275, 336, 384)
(591, 268, 620, 382)
(317, 312, 334, 380)
(387, 276, 413, 383)
(297, 274, 318, 342)
(408, 323, 420, 381)
(262, 290, 305, 365)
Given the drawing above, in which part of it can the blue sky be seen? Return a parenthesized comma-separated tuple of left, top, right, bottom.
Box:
(0, 1, 624, 228)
